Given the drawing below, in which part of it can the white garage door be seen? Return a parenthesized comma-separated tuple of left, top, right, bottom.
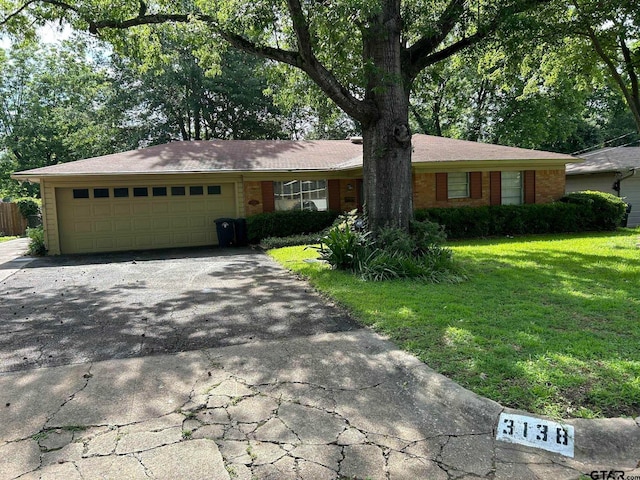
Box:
(56, 183, 237, 254)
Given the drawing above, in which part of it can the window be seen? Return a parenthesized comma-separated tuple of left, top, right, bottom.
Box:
(133, 187, 148, 197)
(273, 180, 328, 211)
(73, 189, 89, 199)
(93, 188, 109, 198)
(171, 186, 186, 196)
(447, 172, 469, 199)
(114, 188, 129, 198)
(152, 187, 167, 197)
(207, 185, 222, 195)
(501, 171, 523, 205)
(190, 186, 204, 195)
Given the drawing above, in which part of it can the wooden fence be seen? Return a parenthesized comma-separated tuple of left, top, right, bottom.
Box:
(0, 202, 28, 236)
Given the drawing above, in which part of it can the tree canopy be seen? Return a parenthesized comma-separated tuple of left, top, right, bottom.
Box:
(0, 0, 552, 230)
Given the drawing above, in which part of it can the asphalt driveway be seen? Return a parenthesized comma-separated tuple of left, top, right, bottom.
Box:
(0, 247, 358, 373)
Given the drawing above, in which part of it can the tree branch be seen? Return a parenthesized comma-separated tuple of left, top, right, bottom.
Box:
(88, 8, 372, 121)
(586, 26, 640, 130)
(404, 0, 549, 82)
(619, 31, 639, 108)
(404, 0, 465, 72)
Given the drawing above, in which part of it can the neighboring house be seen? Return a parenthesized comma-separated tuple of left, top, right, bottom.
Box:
(566, 147, 639, 227)
(13, 134, 577, 255)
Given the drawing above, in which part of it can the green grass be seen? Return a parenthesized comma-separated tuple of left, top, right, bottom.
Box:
(0, 236, 19, 242)
(269, 228, 640, 419)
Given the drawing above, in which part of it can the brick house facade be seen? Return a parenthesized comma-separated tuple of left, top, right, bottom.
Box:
(14, 134, 579, 254)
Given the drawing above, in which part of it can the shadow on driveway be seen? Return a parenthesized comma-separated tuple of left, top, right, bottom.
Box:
(0, 247, 360, 373)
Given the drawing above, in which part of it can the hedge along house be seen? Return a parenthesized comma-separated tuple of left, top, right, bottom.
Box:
(565, 147, 639, 227)
(13, 134, 578, 255)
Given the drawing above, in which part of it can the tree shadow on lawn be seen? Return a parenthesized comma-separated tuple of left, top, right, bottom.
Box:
(409, 245, 640, 417)
(288, 239, 640, 418)
(0, 248, 359, 374)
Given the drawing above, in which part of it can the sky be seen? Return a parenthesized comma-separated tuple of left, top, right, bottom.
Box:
(1, 22, 72, 49)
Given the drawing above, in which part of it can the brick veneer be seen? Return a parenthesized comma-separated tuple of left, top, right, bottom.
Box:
(244, 170, 566, 216)
(413, 170, 566, 209)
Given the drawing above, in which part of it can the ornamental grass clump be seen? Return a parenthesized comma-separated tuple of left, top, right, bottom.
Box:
(315, 212, 464, 283)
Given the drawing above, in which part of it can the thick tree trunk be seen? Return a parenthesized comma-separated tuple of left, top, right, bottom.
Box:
(362, 0, 413, 232)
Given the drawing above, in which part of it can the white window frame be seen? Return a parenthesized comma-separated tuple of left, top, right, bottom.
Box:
(448, 172, 470, 199)
(273, 180, 328, 211)
(501, 171, 524, 205)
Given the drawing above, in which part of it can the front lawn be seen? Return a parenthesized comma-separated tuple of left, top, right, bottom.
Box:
(269, 228, 640, 419)
(0, 236, 19, 242)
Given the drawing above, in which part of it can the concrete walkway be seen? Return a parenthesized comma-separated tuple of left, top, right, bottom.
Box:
(1, 332, 639, 480)
(0, 238, 32, 283)
(0, 247, 638, 479)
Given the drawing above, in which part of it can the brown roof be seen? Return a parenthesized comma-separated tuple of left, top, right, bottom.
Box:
(13, 134, 577, 178)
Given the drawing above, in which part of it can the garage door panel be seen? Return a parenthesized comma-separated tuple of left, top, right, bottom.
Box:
(95, 238, 115, 249)
(73, 205, 92, 216)
(153, 218, 171, 229)
(114, 220, 132, 232)
(172, 217, 189, 229)
(188, 216, 207, 228)
(93, 205, 112, 216)
(95, 220, 113, 232)
(133, 218, 153, 229)
(114, 204, 131, 216)
(74, 223, 92, 234)
(133, 203, 152, 215)
(168, 202, 188, 213)
(116, 236, 135, 249)
(152, 203, 169, 214)
(56, 183, 237, 254)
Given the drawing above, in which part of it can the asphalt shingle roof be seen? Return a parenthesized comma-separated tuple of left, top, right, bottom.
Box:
(14, 134, 576, 177)
(567, 146, 640, 175)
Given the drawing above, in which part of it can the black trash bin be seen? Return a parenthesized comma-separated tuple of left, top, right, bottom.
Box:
(234, 218, 248, 246)
(214, 218, 235, 247)
(622, 204, 632, 227)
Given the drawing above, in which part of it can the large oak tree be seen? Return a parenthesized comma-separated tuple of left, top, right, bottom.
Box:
(1, 0, 548, 230)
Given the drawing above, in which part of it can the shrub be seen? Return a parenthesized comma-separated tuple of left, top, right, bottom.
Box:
(246, 210, 340, 243)
(26, 226, 46, 256)
(15, 197, 41, 218)
(260, 234, 323, 249)
(561, 191, 628, 230)
(315, 212, 463, 283)
(415, 193, 628, 240)
(315, 220, 371, 271)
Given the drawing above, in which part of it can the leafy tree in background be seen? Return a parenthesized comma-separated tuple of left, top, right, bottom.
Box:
(0, 0, 550, 231)
(111, 46, 290, 142)
(0, 40, 139, 196)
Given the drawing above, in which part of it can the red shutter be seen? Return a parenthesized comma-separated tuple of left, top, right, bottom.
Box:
(327, 179, 341, 211)
(435, 173, 448, 201)
(469, 172, 482, 199)
(490, 171, 501, 206)
(261, 181, 275, 212)
(524, 170, 536, 204)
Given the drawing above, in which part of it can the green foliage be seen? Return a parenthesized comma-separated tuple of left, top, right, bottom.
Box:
(246, 210, 340, 243)
(14, 197, 41, 218)
(315, 213, 462, 282)
(315, 222, 370, 271)
(26, 226, 46, 256)
(561, 191, 628, 231)
(415, 193, 628, 239)
(269, 229, 640, 418)
(259, 234, 322, 249)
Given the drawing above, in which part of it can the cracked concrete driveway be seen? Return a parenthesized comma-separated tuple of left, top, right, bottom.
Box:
(1, 244, 639, 480)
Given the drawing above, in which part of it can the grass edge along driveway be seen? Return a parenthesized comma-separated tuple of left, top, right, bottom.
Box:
(269, 228, 640, 419)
